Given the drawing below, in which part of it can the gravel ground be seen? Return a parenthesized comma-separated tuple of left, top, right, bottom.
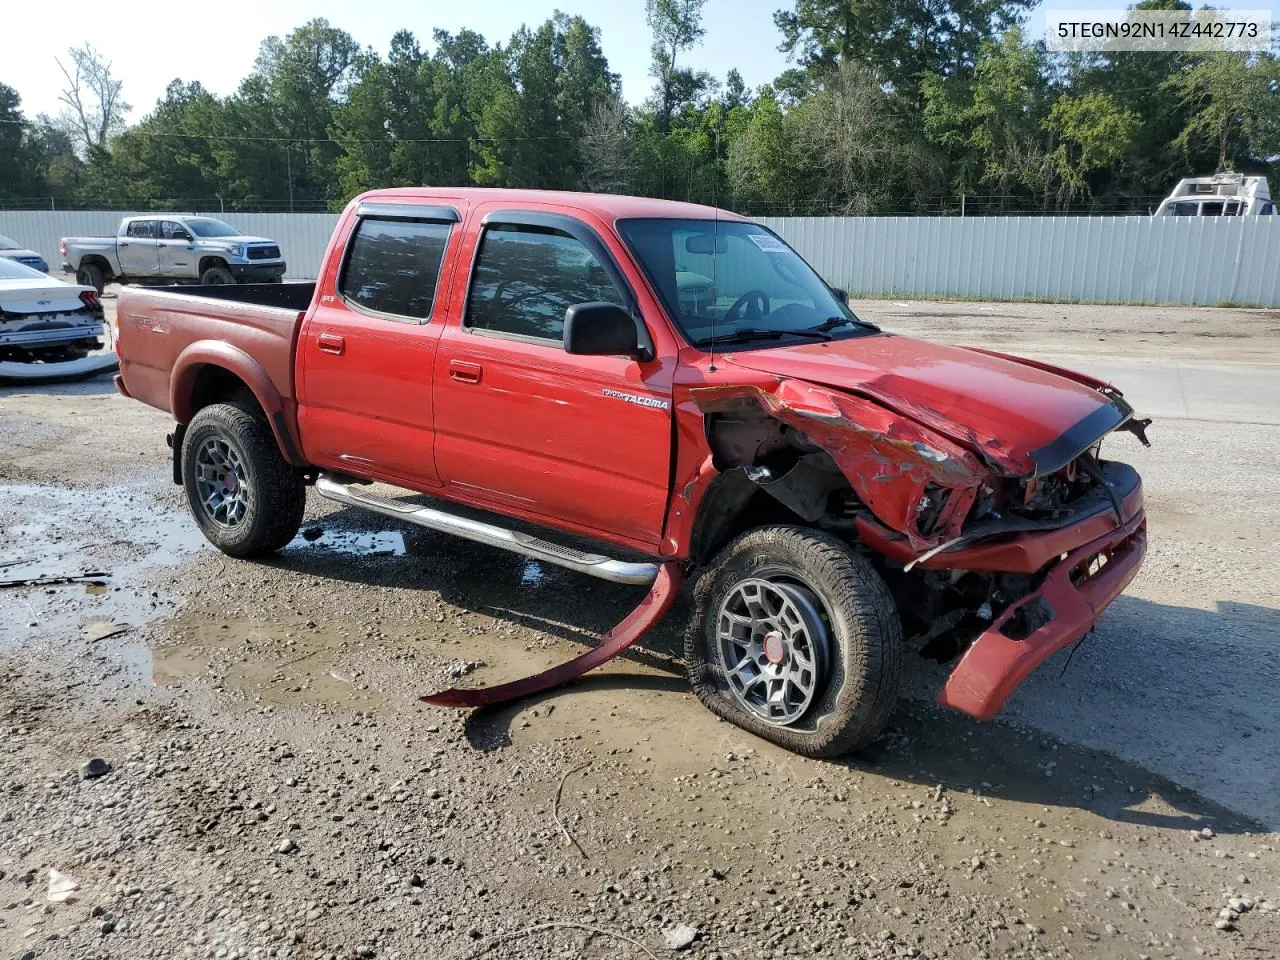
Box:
(1, 298, 1278, 960)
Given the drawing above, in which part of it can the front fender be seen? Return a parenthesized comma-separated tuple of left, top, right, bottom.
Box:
(962, 347, 1117, 394)
(685, 379, 990, 551)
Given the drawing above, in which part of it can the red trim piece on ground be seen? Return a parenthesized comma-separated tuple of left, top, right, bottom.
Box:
(420, 562, 685, 708)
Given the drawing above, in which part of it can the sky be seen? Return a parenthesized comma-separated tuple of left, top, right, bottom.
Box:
(6, 0, 1279, 126)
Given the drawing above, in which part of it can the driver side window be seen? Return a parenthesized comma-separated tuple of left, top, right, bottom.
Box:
(465, 223, 624, 342)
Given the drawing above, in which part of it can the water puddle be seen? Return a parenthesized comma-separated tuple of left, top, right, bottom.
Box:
(0, 481, 208, 659)
(286, 526, 406, 557)
(520, 559, 547, 587)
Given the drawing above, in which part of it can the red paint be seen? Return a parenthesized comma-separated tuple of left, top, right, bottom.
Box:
(116, 187, 1150, 719)
(938, 515, 1147, 720)
(724, 336, 1114, 476)
(420, 562, 683, 707)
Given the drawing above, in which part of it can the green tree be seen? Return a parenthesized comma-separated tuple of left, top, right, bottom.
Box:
(726, 87, 793, 212)
(249, 19, 360, 205)
(790, 63, 928, 214)
(775, 0, 1036, 104)
(922, 27, 1052, 209)
(1044, 93, 1140, 203)
(472, 17, 617, 189)
(94, 81, 226, 207)
(1167, 52, 1280, 171)
(0, 83, 38, 200)
(646, 0, 711, 131)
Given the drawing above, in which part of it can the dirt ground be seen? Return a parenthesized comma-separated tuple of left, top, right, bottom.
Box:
(1, 297, 1278, 960)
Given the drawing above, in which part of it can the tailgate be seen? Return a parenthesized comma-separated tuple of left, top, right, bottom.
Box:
(116, 285, 305, 417)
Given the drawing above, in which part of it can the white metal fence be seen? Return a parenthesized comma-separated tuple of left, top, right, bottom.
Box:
(760, 215, 1280, 307)
(3, 210, 1278, 307)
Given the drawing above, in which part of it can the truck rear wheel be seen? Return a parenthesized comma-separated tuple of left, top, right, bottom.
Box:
(684, 526, 903, 757)
(76, 263, 105, 294)
(181, 402, 305, 557)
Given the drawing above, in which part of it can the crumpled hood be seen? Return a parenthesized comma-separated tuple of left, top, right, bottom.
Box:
(723, 333, 1128, 476)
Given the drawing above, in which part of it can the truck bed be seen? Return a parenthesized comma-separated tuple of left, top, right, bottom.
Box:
(115, 283, 312, 420)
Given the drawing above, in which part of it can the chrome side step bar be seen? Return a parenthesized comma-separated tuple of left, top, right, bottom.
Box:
(315, 474, 660, 585)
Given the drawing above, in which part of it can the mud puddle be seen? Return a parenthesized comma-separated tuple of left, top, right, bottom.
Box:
(0, 482, 207, 661)
(287, 525, 407, 557)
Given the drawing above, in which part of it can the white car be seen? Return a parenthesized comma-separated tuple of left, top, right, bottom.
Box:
(0, 257, 117, 382)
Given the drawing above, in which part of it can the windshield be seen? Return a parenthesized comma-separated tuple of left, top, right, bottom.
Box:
(0, 236, 20, 250)
(617, 218, 871, 347)
(0, 257, 51, 280)
(185, 218, 242, 238)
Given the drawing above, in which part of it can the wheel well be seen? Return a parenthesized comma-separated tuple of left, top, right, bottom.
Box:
(689, 407, 858, 564)
(79, 255, 113, 279)
(691, 475, 808, 564)
(190, 364, 258, 416)
(198, 256, 229, 276)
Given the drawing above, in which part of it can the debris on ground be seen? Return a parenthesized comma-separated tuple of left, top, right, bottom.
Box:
(47, 868, 79, 903)
(662, 924, 699, 950)
(82, 621, 130, 642)
(447, 659, 486, 679)
(79, 757, 112, 780)
(1, 569, 109, 589)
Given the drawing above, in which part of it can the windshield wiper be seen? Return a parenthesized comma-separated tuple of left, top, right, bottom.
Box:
(806, 315, 880, 335)
(695, 326, 832, 346)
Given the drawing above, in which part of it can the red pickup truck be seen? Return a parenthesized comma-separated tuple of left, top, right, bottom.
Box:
(115, 188, 1149, 756)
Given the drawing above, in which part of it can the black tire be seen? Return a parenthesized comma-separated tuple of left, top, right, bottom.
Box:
(684, 525, 903, 757)
(76, 263, 105, 294)
(181, 402, 305, 557)
(200, 264, 235, 285)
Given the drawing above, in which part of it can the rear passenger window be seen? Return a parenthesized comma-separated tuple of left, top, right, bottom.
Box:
(465, 224, 624, 341)
(339, 218, 451, 321)
(127, 220, 157, 238)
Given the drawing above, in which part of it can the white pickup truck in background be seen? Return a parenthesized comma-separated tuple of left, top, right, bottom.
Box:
(60, 215, 287, 293)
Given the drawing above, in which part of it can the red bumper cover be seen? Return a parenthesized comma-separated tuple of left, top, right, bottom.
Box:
(937, 511, 1147, 720)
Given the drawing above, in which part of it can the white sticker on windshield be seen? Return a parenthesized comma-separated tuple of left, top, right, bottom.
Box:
(747, 233, 788, 253)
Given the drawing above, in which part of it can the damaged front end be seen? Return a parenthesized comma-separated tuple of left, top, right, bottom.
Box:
(683, 367, 1149, 722)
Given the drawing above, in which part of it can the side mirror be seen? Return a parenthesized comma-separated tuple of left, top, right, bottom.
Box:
(563, 302, 650, 360)
(831, 286, 849, 305)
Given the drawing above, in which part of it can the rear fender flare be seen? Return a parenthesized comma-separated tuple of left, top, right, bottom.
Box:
(170, 340, 303, 465)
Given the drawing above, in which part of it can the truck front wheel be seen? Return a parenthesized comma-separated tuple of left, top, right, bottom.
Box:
(200, 264, 235, 285)
(181, 402, 305, 557)
(684, 526, 903, 757)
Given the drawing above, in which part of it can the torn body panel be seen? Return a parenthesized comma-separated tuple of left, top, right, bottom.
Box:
(420, 562, 684, 708)
(686, 377, 989, 551)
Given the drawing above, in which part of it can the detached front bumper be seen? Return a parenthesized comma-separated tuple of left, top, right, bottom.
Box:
(937, 511, 1147, 720)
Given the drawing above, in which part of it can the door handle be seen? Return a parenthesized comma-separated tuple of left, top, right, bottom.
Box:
(449, 360, 482, 384)
(317, 333, 346, 356)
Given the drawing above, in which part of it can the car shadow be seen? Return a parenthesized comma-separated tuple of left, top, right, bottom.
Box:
(0, 369, 117, 396)
(260, 504, 689, 674)
(256, 505, 1275, 835)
